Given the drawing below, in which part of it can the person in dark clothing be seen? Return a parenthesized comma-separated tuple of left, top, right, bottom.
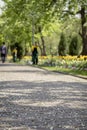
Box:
(32, 47, 38, 65)
(0, 42, 7, 63)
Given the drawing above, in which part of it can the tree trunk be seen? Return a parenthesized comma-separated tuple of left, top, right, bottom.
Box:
(40, 34, 46, 56)
(80, 6, 87, 55)
(38, 26, 46, 56)
(37, 41, 43, 56)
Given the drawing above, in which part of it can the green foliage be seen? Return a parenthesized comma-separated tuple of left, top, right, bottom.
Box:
(78, 61, 87, 70)
(69, 35, 82, 56)
(58, 33, 67, 56)
(0, 0, 87, 56)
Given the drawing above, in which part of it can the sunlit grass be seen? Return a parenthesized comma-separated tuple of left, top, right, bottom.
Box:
(41, 66, 87, 77)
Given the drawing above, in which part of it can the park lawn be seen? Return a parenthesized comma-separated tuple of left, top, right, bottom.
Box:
(41, 66, 87, 77)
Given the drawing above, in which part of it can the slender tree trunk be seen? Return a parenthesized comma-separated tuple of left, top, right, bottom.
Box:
(80, 6, 87, 55)
(37, 41, 43, 56)
(40, 34, 46, 56)
(38, 26, 46, 56)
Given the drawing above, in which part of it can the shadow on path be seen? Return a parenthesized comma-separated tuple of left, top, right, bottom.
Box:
(0, 79, 87, 130)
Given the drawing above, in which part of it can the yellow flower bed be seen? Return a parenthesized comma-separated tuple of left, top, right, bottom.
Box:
(7, 56, 12, 60)
(23, 56, 31, 60)
(7, 55, 87, 62)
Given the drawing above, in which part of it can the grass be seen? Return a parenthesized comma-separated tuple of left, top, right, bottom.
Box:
(40, 66, 87, 78)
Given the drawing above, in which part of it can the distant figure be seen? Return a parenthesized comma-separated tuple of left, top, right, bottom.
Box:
(12, 47, 17, 62)
(0, 42, 7, 63)
(32, 46, 38, 65)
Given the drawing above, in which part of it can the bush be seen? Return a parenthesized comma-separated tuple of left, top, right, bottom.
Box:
(58, 33, 67, 56)
(69, 35, 81, 56)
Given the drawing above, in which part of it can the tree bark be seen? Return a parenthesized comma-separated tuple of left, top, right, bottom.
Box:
(37, 41, 43, 56)
(38, 26, 46, 56)
(80, 6, 87, 55)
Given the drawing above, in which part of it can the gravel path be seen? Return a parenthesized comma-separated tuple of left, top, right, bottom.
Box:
(0, 62, 87, 130)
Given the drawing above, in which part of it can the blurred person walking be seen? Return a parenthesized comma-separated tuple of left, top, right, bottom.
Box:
(0, 42, 7, 63)
(12, 47, 17, 62)
(32, 45, 38, 65)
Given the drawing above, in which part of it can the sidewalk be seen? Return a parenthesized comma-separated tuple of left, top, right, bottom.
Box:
(0, 62, 87, 130)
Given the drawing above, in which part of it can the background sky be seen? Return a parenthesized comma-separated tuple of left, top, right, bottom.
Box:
(0, 0, 4, 14)
(0, 0, 4, 6)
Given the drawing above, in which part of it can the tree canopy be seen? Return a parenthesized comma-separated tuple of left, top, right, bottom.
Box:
(0, 0, 87, 56)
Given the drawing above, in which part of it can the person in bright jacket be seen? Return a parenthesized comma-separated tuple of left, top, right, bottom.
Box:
(12, 47, 17, 62)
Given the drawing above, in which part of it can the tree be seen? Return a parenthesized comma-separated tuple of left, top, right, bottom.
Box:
(58, 33, 67, 56)
(48, 0, 87, 55)
(79, 6, 87, 55)
(1, 0, 87, 56)
(1, 0, 53, 56)
(69, 35, 82, 56)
